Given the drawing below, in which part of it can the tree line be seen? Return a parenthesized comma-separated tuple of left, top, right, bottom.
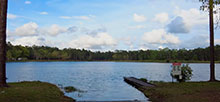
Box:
(6, 42, 220, 62)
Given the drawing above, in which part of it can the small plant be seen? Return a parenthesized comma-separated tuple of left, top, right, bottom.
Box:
(64, 86, 77, 93)
(172, 64, 193, 82)
(139, 78, 148, 83)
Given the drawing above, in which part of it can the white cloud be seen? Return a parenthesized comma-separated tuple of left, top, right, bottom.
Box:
(45, 24, 67, 36)
(7, 13, 17, 19)
(158, 46, 164, 49)
(142, 29, 180, 45)
(133, 13, 147, 22)
(154, 12, 169, 24)
(68, 32, 117, 49)
(176, 8, 207, 27)
(25, 1, 31, 4)
(8, 22, 77, 37)
(11, 36, 49, 46)
(139, 46, 149, 50)
(10, 22, 39, 36)
(40, 12, 48, 15)
(167, 8, 207, 34)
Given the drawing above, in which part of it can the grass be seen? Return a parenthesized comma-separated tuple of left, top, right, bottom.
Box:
(141, 82, 220, 102)
(0, 81, 75, 102)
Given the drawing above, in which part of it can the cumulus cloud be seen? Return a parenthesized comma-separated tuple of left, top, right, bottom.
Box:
(8, 22, 39, 36)
(167, 16, 190, 34)
(168, 8, 208, 34)
(175, 8, 208, 27)
(154, 12, 169, 24)
(25, 1, 31, 4)
(11, 36, 50, 46)
(142, 29, 180, 45)
(40, 12, 48, 15)
(7, 13, 17, 19)
(8, 22, 78, 37)
(68, 32, 117, 49)
(133, 13, 147, 22)
(45, 24, 67, 36)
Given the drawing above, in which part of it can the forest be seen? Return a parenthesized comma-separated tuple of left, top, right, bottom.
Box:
(6, 42, 220, 62)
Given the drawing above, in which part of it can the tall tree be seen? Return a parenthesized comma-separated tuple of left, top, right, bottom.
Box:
(209, 0, 216, 81)
(0, 0, 8, 87)
(200, 0, 220, 81)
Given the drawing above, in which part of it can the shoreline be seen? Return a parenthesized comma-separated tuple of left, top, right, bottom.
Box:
(124, 78, 220, 102)
(0, 81, 75, 102)
(6, 60, 220, 63)
(140, 81, 220, 102)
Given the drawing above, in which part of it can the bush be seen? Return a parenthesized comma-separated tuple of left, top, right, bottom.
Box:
(172, 64, 193, 82)
(64, 86, 77, 93)
(140, 78, 148, 83)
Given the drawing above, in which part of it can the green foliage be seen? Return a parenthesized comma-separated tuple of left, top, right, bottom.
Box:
(200, 0, 220, 10)
(172, 64, 193, 82)
(139, 78, 148, 83)
(5, 42, 220, 62)
(181, 64, 193, 81)
(64, 86, 77, 93)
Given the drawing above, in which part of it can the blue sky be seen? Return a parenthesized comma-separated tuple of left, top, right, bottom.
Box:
(6, 0, 220, 51)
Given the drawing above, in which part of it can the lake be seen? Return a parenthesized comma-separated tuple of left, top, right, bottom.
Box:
(6, 62, 220, 101)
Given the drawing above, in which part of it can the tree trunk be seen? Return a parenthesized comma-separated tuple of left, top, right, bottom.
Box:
(209, 0, 216, 82)
(0, 0, 8, 87)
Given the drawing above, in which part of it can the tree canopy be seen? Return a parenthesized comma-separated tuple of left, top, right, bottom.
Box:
(6, 42, 220, 62)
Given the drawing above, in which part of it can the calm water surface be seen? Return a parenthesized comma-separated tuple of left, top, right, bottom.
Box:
(6, 62, 220, 101)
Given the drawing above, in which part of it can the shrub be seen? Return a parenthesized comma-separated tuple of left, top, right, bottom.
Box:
(64, 86, 77, 93)
(140, 78, 148, 83)
(172, 64, 193, 82)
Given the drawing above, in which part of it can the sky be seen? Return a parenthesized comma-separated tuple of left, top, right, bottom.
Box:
(6, 0, 220, 51)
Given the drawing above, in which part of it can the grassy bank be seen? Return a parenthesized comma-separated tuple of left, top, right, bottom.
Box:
(0, 81, 75, 102)
(141, 82, 220, 102)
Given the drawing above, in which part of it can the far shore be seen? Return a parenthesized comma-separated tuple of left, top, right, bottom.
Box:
(6, 60, 220, 63)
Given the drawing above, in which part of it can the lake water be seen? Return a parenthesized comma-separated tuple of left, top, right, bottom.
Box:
(6, 62, 220, 101)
